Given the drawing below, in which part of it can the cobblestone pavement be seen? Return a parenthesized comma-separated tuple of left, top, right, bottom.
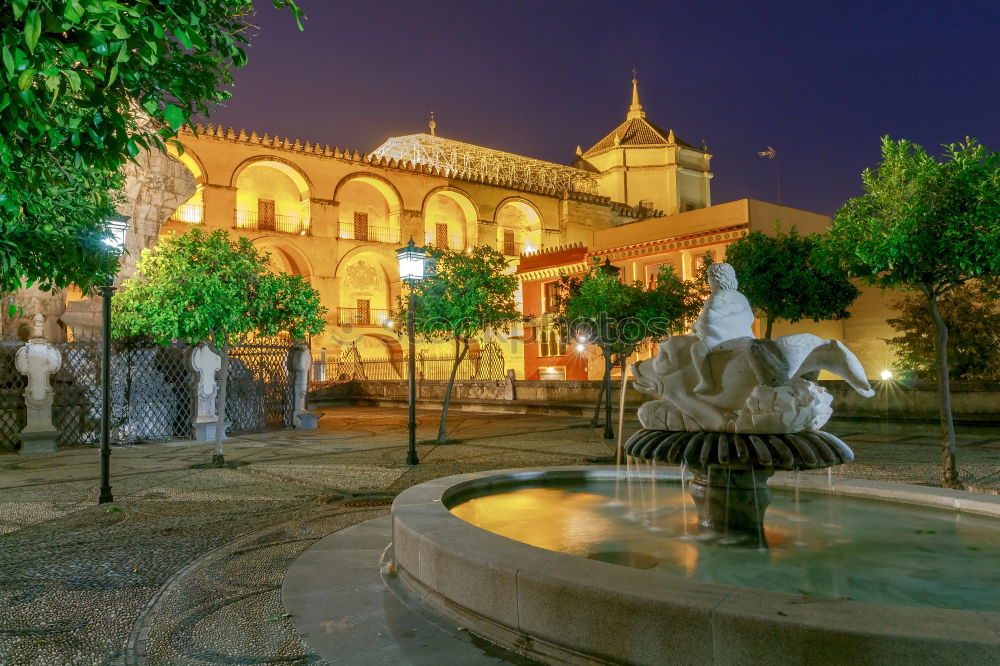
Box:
(1, 407, 999, 664)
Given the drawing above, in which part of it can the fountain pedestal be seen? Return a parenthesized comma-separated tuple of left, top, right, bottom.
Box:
(688, 466, 773, 542)
(624, 428, 854, 546)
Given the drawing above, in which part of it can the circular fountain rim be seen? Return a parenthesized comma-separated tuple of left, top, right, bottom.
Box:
(392, 465, 1000, 665)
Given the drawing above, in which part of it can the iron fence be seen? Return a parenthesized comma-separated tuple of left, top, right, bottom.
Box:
(0, 336, 298, 451)
(0, 342, 26, 450)
(312, 342, 505, 385)
(226, 339, 296, 435)
(51, 339, 194, 447)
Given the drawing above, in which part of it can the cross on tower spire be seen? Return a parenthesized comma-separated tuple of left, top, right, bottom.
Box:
(627, 68, 645, 120)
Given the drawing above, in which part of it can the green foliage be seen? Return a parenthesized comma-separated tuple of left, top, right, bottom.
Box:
(1, 0, 303, 294)
(726, 224, 859, 338)
(397, 245, 521, 342)
(887, 280, 1000, 381)
(821, 136, 1000, 488)
(554, 259, 700, 358)
(112, 228, 325, 346)
(821, 137, 1000, 295)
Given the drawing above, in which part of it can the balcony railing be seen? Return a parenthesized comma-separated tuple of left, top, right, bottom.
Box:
(170, 203, 204, 223)
(338, 222, 401, 244)
(502, 241, 523, 257)
(425, 231, 466, 251)
(336, 307, 392, 327)
(234, 210, 310, 235)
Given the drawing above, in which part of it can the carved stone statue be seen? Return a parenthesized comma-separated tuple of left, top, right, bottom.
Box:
(15, 314, 62, 454)
(624, 263, 876, 543)
(633, 263, 873, 434)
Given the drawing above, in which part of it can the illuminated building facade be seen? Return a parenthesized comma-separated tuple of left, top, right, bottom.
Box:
(163, 78, 897, 378)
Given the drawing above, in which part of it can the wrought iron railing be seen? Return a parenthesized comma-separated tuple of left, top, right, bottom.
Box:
(234, 210, 310, 235)
(0, 341, 26, 450)
(502, 241, 523, 256)
(338, 222, 401, 244)
(169, 203, 204, 223)
(425, 231, 466, 251)
(0, 337, 298, 450)
(311, 342, 505, 384)
(336, 307, 392, 327)
(226, 339, 295, 435)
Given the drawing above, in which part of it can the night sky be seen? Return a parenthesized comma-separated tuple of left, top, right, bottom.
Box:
(207, 0, 1000, 215)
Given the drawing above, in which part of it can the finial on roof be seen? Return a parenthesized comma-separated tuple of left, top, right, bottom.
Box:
(627, 67, 645, 120)
(613, 132, 620, 146)
(668, 129, 676, 143)
(575, 145, 583, 156)
(429, 111, 436, 137)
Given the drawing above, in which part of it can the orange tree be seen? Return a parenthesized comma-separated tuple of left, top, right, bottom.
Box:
(820, 137, 1000, 488)
(113, 229, 325, 467)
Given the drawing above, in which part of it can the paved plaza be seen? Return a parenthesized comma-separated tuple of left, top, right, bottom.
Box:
(1, 407, 999, 665)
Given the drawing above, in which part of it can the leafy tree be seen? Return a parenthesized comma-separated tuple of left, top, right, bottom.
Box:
(886, 279, 1000, 381)
(554, 259, 700, 431)
(725, 224, 860, 339)
(112, 228, 325, 466)
(395, 245, 521, 444)
(820, 137, 1000, 488)
(0, 0, 303, 296)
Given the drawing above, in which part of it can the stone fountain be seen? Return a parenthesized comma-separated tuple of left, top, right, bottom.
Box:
(626, 262, 874, 542)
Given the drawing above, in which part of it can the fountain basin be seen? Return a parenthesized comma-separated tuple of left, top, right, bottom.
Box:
(392, 466, 1000, 665)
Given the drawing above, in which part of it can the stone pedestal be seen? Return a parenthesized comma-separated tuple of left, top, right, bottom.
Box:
(294, 410, 323, 430)
(688, 466, 774, 543)
(187, 342, 225, 442)
(17, 430, 59, 455)
(14, 315, 62, 456)
(288, 344, 322, 430)
(193, 420, 231, 442)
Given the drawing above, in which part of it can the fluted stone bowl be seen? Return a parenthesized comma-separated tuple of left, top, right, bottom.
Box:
(623, 429, 855, 470)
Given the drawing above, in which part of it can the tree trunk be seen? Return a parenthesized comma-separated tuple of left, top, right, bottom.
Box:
(212, 344, 229, 468)
(926, 290, 962, 489)
(437, 338, 469, 444)
(764, 316, 774, 340)
(591, 379, 606, 427)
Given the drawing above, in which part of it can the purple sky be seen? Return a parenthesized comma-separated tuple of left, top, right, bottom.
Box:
(207, 0, 1000, 215)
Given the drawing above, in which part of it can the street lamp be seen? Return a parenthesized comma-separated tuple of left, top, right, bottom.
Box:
(598, 258, 621, 440)
(98, 214, 129, 504)
(397, 238, 428, 466)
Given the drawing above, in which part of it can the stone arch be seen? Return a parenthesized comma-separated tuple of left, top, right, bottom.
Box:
(494, 197, 543, 255)
(230, 156, 313, 200)
(254, 239, 313, 278)
(333, 172, 404, 214)
(334, 172, 403, 241)
(165, 144, 207, 223)
(334, 247, 398, 328)
(168, 143, 208, 185)
(232, 158, 313, 231)
(422, 186, 478, 250)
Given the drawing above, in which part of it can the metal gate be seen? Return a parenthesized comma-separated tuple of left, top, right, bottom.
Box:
(0, 342, 26, 450)
(226, 340, 294, 435)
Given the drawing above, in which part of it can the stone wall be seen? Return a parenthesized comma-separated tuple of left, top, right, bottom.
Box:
(313, 379, 1000, 424)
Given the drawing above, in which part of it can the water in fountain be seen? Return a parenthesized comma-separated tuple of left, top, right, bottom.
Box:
(449, 477, 1000, 612)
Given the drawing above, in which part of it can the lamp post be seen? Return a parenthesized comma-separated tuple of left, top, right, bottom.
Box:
(397, 238, 428, 466)
(98, 214, 129, 505)
(598, 258, 621, 440)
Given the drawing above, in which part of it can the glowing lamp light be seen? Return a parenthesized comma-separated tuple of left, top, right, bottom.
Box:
(396, 238, 428, 283)
(880, 369, 893, 381)
(576, 343, 586, 353)
(103, 214, 130, 253)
